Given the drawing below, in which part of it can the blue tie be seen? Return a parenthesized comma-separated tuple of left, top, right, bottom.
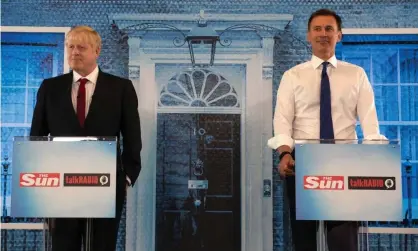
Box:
(320, 62, 334, 140)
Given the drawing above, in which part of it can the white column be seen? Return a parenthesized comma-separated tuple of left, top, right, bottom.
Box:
(261, 35, 274, 251)
(243, 52, 264, 251)
(125, 35, 140, 251)
(125, 35, 157, 251)
(128, 35, 142, 73)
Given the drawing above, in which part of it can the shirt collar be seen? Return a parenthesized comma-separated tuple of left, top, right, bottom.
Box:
(311, 54, 338, 69)
(73, 65, 99, 84)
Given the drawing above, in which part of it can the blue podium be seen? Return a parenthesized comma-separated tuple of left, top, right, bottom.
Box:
(294, 139, 402, 251)
(11, 136, 117, 251)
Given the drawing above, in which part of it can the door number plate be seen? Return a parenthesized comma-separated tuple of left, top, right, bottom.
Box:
(188, 180, 209, 189)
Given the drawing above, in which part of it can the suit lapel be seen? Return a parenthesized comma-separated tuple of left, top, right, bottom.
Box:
(63, 72, 81, 128)
(85, 70, 107, 126)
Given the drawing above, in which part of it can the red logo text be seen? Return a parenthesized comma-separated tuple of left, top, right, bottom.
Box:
(20, 173, 60, 187)
(304, 176, 344, 190)
(348, 176, 396, 190)
(63, 173, 110, 187)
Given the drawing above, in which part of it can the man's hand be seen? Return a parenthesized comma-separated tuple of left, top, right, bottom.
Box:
(126, 176, 131, 191)
(278, 154, 295, 178)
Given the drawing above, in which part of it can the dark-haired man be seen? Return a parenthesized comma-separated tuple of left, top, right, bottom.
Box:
(268, 9, 386, 251)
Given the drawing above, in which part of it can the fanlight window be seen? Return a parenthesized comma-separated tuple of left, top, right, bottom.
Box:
(159, 69, 239, 107)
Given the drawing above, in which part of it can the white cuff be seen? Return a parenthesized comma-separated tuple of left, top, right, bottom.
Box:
(126, 176, 131, 186)
(363, 134, 389, 144)
(267, 134, 294, 150)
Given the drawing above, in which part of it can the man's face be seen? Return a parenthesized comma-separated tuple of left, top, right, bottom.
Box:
(66, 34, 99, 75)
(307, 15, 342, 57)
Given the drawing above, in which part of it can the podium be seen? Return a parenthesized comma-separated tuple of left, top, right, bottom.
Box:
(10, 136, 117, 251)
(294, 139, 402, 251)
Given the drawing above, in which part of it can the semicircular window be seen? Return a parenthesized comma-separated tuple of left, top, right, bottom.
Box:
(159, 69, 240, 108)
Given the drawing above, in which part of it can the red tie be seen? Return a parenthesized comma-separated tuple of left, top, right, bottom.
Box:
(77, 78, 88, 127)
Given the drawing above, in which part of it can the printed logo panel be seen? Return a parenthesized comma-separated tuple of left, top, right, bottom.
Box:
(303, 176, 345, 190)
(348, 176, 396, 190)
(63, 173, 111, 187)
(20, 173, 60, 187)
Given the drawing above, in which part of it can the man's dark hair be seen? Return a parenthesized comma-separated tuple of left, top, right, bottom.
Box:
(308, 9, 342, 31)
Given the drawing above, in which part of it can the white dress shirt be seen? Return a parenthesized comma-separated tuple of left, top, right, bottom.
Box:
(267, 55, 387, 150)
(72, 66, 131, 186)
(72, 66, 99, 114)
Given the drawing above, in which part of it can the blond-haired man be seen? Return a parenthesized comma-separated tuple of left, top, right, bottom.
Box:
(30, 26, 142, 251)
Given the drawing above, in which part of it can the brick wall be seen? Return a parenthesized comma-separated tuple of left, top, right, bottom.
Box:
(1, 0, 417, 250)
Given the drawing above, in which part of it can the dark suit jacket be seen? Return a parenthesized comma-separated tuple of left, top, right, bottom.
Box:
(30, 70, 142, 186)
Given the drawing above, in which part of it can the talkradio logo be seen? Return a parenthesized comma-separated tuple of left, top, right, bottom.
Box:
(20, 173, 60, 187)
(63, 173, 110, 187)
(304, 176, 345, 190)
(348, 176, 396, 190)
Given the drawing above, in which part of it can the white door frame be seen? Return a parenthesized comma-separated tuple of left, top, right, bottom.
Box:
(110, 12, 293, 251)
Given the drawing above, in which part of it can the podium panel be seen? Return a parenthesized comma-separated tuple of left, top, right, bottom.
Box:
(294, 139, 403, 251)
(295, 141, 402, 221)
(10, 136, 117, 251)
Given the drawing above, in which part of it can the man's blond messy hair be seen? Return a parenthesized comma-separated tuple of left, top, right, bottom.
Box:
(66, 26, 101, 50)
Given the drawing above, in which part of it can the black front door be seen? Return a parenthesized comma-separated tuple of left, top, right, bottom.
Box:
(156, 113, 241, 251)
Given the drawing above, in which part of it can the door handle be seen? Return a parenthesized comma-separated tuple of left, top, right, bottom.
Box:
(263, 179, 271, 197)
